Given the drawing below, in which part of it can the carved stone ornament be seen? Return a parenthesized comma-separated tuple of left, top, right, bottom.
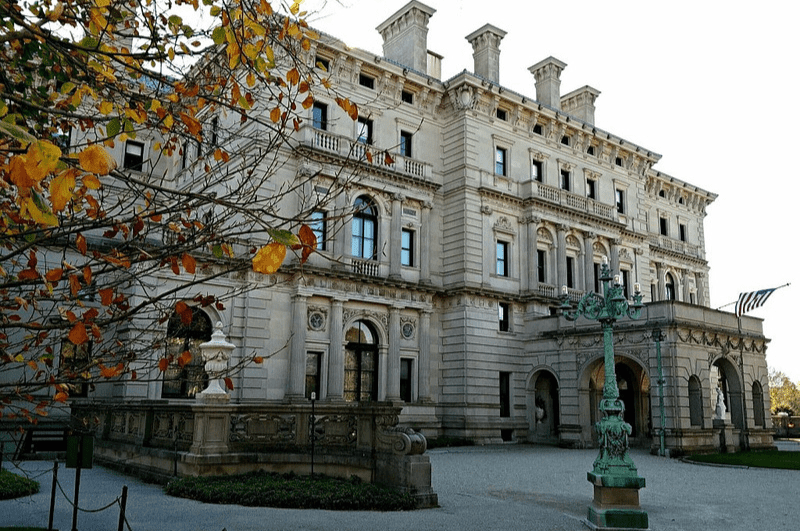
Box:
(307, 307, 328, 331)
(493, 216, 515, 234)
(199, 322, 234, 397)
(400, 317, 417, 340)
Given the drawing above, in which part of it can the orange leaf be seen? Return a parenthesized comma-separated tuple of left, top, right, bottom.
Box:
(170, 256, 180, 275)
(182, 253, 196, 274)
(78, 145, 116, 175)
(45, 268, 63, 282)
(68, 322, 89, 345)
(252, 242, 286, 274)
(82, 265, 92, 285)
(269, 106, 281, 123)
(76, 233, 87, 255)
(178, 350, 192, 368)
(180, 112, 202, 135)
(54, 391, 69, 403)
(224, 377, 234, 390)
(28, 360, 38, 370)
(301, 95, 314, 109)
(130, 370, 137, 380)
(100, 363, 124, 378)
(176, 301, 193, 325)
(286, 68, 300, 85)
(99, 288, 114, 305)
(253, 356, 263, 364)
(158, 358, 170, 372)
(69, 275, 81, 296)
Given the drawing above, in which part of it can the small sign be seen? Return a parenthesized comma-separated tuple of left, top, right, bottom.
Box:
(66, 435, 93, 469)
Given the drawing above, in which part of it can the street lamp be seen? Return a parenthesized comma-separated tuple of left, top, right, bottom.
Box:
(653, 328, 667, 457)
(560, 257, 648, 530)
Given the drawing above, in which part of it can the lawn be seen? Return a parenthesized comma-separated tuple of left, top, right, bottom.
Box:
(0, 469, 40, 500)
(688, 450, 800, 470)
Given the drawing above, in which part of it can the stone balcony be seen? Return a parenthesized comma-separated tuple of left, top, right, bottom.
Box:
(648, 234, 701, 258)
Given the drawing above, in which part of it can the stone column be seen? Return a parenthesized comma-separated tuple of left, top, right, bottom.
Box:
(583, 231, 596, 292)
(610, 239, 620, 277)
(655, 262, 665, 302)
(286, 292, 308, 399)
(389, 194, 404, 280)
(327, 297, 346, 400)
(386, 305, 403, 401)
(525, 216, 540, 293)
(420, 201, 432, 284)
(696, 272, 706, 306)
(682, 269, 691, 303)
(418, 309, 432, 402)
(556, 224, 567, 288)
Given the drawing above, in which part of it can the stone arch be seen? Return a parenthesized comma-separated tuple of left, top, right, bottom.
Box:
(711, 357, 744, 429)
(526, 367, 560, 443)
(579, 354, 651, 444)
(161, 306, 213, 399)
(343, 319, 381, 402)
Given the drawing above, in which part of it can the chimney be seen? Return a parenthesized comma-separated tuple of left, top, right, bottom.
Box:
(465, 24, 506, 84)
(529, 57, 568, 109)
(561, 86, 601, 125)
(376, 1, 436, 74)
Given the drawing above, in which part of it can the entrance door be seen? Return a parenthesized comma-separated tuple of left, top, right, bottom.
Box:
(344, 320, 379, 402)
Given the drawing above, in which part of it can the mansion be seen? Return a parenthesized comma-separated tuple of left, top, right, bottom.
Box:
(70, 1, 772, 455)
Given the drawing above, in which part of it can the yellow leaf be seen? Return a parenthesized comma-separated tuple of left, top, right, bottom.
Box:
(98, 101, 113, 115)
(22, 196, 59, 226)
(246, 72, 256, 88)
(252, 243, 287, 274)
(78, 145, 117, 175)
(286, 68, 300, 85)
(82, 174, 101, 190)
(50, 169, 77, 212)
(180, 112, 202, 135)
(269, 106, 281, 123)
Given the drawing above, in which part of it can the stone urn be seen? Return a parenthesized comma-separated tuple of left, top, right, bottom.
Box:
(198, 321, 234, 399)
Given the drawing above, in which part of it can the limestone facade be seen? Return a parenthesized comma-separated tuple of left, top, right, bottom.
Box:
(60, 1, 770, 454)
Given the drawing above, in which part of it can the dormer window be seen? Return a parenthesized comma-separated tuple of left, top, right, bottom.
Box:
(533, 123, 543, 135)
(615, 156, 623, 166)
(587, 146, 595, 156)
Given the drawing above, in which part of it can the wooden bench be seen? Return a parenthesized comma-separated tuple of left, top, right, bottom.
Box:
(15, 427, 69, 458)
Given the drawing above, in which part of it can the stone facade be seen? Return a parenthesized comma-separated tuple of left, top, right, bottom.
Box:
(57, 1, 771, 455)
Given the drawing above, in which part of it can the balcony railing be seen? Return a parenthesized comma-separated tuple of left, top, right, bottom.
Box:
(648, 235, 700, 258)
(531, 181, 617, 221)
(351, 259, 380, 277)
(302, 126, 433, 182)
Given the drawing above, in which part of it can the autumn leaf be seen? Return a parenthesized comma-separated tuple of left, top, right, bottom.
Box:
(82, 174, 101, 190)
(76, 233, 87, 255)
(99, 363, 124, 378)
(253, 356, 264, 364)
(269, 106, 281, 123)
(180, 112, 202, 135)
(78, 145, 117, 175)
(158, 358, 170, 372)
(224, 377, 234, 390)
(298, 224, 317, 263)
(68, 322, 89, 345)
(54, 391, 69, 403)
(286, 68, 300, 85)
(45, 268, 63, 282)
(178, 350, 192, 367)
(252, 242, 287, 274)
(50, 169, 77, 212)
(99, 288, 114, 305)
(176, 301, 193, 325)
(182, 253, 196, 274)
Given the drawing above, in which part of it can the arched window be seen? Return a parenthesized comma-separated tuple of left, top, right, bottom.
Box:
(752, 381, 765, 427)
(344, 320, 379, 402)
(688, 376, 703, 427)
(162, 307, 211, 399)
(351, 196, 377, 260)
(665, 273, 676, 301)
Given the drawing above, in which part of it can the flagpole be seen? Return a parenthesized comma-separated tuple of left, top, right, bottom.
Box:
(716, 282, 791, 313)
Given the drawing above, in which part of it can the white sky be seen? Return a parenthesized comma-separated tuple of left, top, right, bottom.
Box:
(304, 0, 800, 382)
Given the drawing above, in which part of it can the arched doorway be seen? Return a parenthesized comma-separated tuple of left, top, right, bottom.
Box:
(161, 307, 212, 399)
(712, 358, 743, 429)
(344, 320, 379, 402)
(584, 356, 651, 444)
(527, 370, 560, 443)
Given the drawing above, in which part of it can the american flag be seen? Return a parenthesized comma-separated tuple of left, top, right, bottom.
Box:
(734, 287, 779, 317)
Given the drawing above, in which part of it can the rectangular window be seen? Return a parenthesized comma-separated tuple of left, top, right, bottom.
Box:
(496, 241, 509, 277)
(210, 116, 219, 147)
(561, 135, 570, 146)
(499, 372, 511, 417)
(679, 223, 687, 242)
(560, 169, 570, 191)
(532, 159, 543, 182)
(400, 358, 413, 402)
(310, 210, 327, 250)
(499, 302, 510, 332)
(533, 123, 543, 135)
(358, 73, 375, 89)
(615, 188, 625, 214)
(305, 351, 322, 400)
(660, 217, 669, 236)
(401, 228, 414, 267)
(496, 109, 507, 121)
(181, 141, 189, 170)
(357, 118, 373, 144)
(495, 147, 507, 176)
(621, 270, 630, 300)
(312, 102, 328, 130)
(537, 249, 546, 283)
(123, 140, 144, 171)
(587, 145, 595, 156)
(586, 178, 596, 199)
(594, 263, 601, 293)
(60, 340, 91, 398)
(401, 90, 414, 104)
(566, 256, 575, 288)
(400, 130, 413, 157)
(315, 56, 330, 71)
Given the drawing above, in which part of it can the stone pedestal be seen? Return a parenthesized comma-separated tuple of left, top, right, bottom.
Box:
(713, 419, 736, 453)
(586, 473, 648, 530)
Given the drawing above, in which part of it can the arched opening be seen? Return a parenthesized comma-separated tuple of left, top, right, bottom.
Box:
(752, 381, 765, 427)
(352, 196, 378, 260)
(665, 273, 676, 301)
(585, 356, 651, 443)
(527, 370, 560, 442)
(711, 358, 744, 429)
(344, 320, 379, 402)
(688, 375, 703, 427)
(162, 307, 212, 399)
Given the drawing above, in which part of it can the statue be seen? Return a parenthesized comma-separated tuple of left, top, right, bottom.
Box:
(714, 387, 727, 420)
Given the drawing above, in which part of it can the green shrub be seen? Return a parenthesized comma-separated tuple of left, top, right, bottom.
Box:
(165, 471, 417, 511)
(0, 470, 40, 500)
(688, 450, 800, 470)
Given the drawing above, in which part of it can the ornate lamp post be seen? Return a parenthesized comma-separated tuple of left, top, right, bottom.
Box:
(560, 257, 648, 530)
